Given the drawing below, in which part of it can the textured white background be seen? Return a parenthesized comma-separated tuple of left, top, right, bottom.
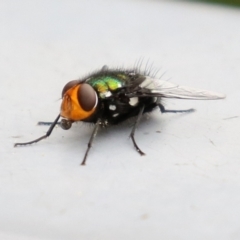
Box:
(1, 0, 240, 239)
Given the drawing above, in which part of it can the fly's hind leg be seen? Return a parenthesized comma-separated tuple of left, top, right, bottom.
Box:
(130, 105, 146, 156)
(158, 104, 195, 114)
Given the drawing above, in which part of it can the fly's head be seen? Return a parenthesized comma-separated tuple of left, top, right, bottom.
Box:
(60, 80, 98, 129)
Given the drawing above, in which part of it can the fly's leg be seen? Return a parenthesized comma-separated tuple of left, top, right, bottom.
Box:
(14, 114, 61, 147)
(38, 121, 61, 126)
(130, 105, 145, 156)
(38, 119, 72, 130)
(81, 118, 101, 166)
(158, 104, 195, 114)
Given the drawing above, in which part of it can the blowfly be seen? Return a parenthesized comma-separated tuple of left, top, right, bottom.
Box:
(14, 66, 225, 165)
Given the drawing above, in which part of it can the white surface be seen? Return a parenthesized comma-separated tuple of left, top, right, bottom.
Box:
(1, 0, 240, 239)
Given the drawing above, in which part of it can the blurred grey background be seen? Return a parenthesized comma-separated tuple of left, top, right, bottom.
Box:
(1, 1, 240, 240)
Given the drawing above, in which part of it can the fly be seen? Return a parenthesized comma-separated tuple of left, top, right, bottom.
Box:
(14, 66, 225, 165)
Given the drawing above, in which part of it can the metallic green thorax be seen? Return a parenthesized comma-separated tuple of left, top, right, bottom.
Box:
(88, 75, 127, 98)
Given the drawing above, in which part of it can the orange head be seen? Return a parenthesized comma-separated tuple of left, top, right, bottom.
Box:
(60, 80, 98, 121)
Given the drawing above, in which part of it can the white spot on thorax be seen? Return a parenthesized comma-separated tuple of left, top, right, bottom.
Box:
(109, 105, 116, 111)
(100, 91, 112, 98)
(129, 97, 139, 106)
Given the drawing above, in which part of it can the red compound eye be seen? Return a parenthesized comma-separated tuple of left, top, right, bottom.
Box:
(62, 80, 79, 97)
(77, 83, 97, 111)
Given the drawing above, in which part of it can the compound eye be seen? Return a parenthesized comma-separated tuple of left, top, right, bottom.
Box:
(62, 80, 79, 97)
(77, 83, 97, 111)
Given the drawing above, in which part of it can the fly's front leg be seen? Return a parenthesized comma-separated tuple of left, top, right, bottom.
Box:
(81, 118, 101, 166)
(39, 119, 73, 130)
(158, 104, 195, 114)
(130, 105, 145, 156)
(14, 114, 61, 147)
(38, 121, 61, 126)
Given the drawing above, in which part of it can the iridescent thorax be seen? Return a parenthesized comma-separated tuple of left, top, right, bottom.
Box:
(87, 75, 126, 98)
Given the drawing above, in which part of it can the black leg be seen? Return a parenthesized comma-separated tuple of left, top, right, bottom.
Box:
(14, 115, 61, 147)
(38, 121, 61, 126)
(81, 118, 101, 166)
(130, 105, 145, 156)
(158, 104, 195, 114)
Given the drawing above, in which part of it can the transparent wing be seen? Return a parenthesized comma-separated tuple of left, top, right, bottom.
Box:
(127, 77, 226, 100)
